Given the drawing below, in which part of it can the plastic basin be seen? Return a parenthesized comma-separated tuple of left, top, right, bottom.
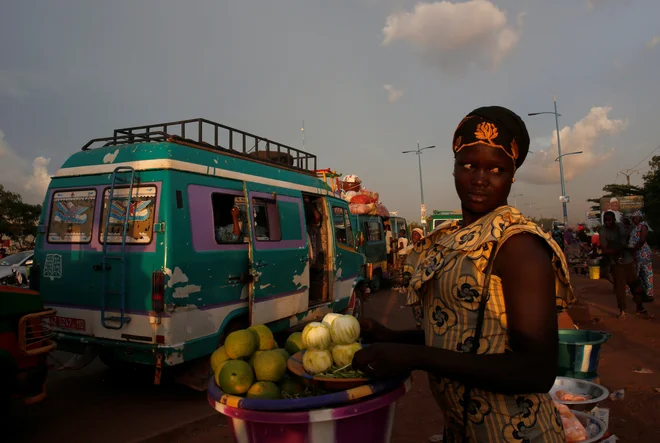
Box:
(571, 410, 607, 443)
(208, 378, 411, 443)
(557, 330, 611, 380)
(550, 377, 609, 411)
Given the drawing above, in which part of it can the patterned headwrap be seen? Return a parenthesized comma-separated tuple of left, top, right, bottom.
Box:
(632, 210, 643, 218)
(452, 106, 531, 172)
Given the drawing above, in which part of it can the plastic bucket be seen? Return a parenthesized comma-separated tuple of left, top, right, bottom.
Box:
(209, 381, 408, 443)
(558, 330, 611, 380)
(588, 266, 600, 280)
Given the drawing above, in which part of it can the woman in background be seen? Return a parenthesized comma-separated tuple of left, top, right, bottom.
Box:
(630, 210, 654, 301)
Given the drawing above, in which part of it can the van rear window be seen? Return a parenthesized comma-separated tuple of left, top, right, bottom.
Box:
(99, 186, 157, 244)
(47, 189, 97, 244)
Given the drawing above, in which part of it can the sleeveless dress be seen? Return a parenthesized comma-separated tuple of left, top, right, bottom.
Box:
(403, 206, 576, 443)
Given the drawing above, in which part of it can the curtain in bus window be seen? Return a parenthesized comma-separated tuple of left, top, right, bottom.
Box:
(100, 186, 157, 244)
(48, 189, 97, 243)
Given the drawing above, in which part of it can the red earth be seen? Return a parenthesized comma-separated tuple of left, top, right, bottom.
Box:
(146, 270, 660, 443)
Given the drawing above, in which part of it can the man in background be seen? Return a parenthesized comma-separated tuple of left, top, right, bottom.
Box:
(600, 211, 652, 319)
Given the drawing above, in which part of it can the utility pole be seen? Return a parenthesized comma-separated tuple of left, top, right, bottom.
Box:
(617, 169, 640, 185)
(402, 142, 436, 234)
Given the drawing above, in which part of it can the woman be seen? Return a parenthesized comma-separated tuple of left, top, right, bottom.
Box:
(630, 210, 654, 301)
(353, 106, 575, 442)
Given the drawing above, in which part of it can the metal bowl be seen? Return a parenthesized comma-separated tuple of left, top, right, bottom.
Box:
(571, 409, 607, 443)
(550, 377, 609, 411)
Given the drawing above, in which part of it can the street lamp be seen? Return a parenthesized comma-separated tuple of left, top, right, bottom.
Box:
(528, 96, 573, 225)
(403, 142, 436, 234)
(555, 151, 583, 162)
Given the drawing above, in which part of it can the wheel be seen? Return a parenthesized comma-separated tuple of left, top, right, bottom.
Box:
(352, 292, 364, 321)
(370, 269, 383, 293)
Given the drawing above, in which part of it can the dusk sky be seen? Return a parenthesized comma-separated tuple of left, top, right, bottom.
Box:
(1, 0, 659, 224)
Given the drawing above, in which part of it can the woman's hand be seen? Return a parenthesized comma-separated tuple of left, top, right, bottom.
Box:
(352, 343, 416, 378)
(359, 318, 394, 343)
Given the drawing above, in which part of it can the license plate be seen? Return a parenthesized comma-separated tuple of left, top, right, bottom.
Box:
(50, 316, 86, 331)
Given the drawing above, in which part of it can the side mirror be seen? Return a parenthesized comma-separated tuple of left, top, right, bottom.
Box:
(25, 259, 34, 267)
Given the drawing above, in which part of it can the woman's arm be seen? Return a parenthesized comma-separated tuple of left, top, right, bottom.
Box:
(354, 233, 558, 395)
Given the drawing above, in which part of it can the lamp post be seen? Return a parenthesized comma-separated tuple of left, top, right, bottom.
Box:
(403, 142, 436, 234)
(528, 96, 576, 226)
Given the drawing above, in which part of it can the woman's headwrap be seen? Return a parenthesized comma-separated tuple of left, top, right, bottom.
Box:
(412, 228, 424, 238)
(632, 210, 644, 218)
(452, 106, 531, 172)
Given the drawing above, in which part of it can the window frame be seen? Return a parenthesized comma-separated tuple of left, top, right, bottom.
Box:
(211, 192, 249, 245)
(98, 185, 158, 246)
(332, 205, 355, 248)
(248, 191, 304, 250)
(366, 219, 383, 242)
(46, 188, 98, 245)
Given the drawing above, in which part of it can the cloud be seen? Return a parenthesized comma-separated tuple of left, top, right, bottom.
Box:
(518, 107, 627, 185)
(0, 130, 52, 204)
(383, 84, 404, 103)
(647, 36, 660, 49)
(381, 0, 521, 73)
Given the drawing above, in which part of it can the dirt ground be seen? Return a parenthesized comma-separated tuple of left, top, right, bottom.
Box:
(147, 270, 660, 443)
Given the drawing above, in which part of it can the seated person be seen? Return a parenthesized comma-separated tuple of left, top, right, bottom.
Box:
(215, 206, 244, 243)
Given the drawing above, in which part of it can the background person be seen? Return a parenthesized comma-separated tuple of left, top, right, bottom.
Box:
(600, 211, 651, 319)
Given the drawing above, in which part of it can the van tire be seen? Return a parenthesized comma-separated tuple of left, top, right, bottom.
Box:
(370, 269, 383, 293)
(352, 292, 364, 321)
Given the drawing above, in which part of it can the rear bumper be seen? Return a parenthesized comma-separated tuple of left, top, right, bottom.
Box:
(53, 332, 188, 367)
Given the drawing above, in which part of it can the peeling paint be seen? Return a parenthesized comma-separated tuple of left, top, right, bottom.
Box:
(173, 284, 202, 298)
(165, 267, 189, 288)
(336, 267, 343, 280)
(292, 262, 309, 288)
(165, 346, 185, 365)
(103, 149, 119, 164)
(240, 287, 248, 300)
(259, 283, 272, 290)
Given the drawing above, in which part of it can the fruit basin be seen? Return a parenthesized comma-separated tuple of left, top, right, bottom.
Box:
(208, 376, 411, 443)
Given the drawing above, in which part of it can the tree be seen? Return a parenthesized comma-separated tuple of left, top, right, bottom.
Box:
(642, 156, 660, 231)
(0, 184, 42, 250)
(586, 183, 645, 213)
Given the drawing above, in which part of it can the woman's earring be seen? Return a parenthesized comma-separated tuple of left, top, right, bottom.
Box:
(512, 177, 516, 183)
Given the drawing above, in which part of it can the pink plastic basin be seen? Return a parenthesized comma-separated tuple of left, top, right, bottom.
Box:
(208, 380, 409, 443)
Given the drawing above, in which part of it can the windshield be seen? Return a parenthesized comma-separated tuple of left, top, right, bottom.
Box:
(0, 251, 33, 266)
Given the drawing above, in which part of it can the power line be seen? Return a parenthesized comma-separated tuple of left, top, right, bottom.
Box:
(629, 143, 660, 171)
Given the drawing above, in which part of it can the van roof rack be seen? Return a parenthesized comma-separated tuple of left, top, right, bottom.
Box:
(81, 118, 318, 173)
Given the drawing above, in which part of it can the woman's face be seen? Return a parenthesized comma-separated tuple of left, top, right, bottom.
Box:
(412, 231, 422, 243)
(633, 216, 641, 225)
(454, 143, 514, 214)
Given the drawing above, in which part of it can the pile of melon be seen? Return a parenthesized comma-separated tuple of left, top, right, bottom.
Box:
(210, 314, 363, 400)
(210, 324, 306, 400)
(301, 313, 364, 378)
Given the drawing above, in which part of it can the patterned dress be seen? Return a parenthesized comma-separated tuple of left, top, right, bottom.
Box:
(403, 206, 575, 443)
(629, 221, 654, 299)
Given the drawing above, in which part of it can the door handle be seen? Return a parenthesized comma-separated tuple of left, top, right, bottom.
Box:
(93, 264, 111, 271)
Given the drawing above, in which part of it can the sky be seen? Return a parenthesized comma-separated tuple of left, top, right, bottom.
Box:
(1, 0, 659, 224)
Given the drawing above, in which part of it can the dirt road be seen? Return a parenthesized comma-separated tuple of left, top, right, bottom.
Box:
(8, 274, 660, 443)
